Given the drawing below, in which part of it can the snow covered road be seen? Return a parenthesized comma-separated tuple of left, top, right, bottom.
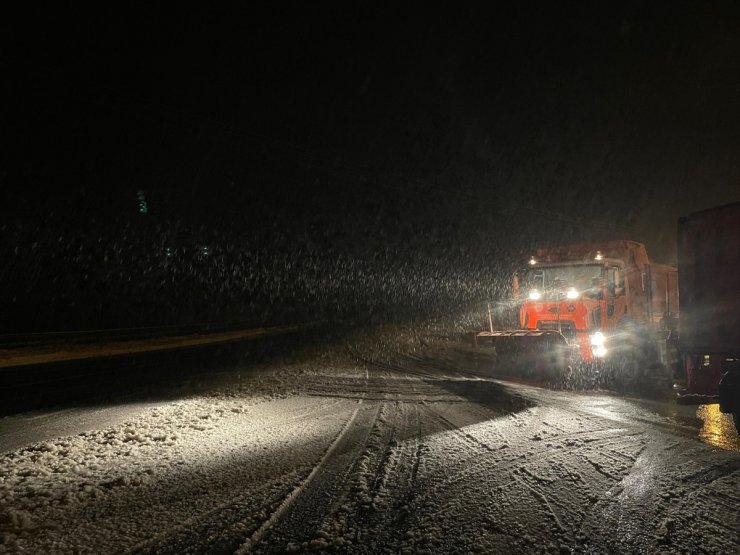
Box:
(1, 343, 739, 554)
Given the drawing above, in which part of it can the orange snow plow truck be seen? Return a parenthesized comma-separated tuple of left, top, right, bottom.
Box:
(475, 240, 679, 379)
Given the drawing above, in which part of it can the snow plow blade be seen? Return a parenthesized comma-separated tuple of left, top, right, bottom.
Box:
(473, 329, 571, 379)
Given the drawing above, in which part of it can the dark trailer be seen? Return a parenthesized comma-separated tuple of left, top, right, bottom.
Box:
(678, 202, 740, 430)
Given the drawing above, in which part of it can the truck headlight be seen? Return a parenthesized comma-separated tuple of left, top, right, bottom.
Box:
(566, 287, 579, 299)
(528, 290, 542, 300)
(590, 332, 607, 357)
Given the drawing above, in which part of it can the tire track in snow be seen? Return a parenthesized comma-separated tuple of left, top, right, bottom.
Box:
(513, 472, 566, 532)
(349, 348, 472, 383)
(578, 438, 671, 553)
(125, 469, 301, 554)
(415, 404, 577, 546)
(341, 402, 425, 553)
(577, 441, 740, 554)
(362, 403, 397, 503)
(234, 400, 369, 553)
(417, 421, 629, 506)
(296, 373, 463, 403)
(400, 352, 487, 381)
(401, 407, 650, 552)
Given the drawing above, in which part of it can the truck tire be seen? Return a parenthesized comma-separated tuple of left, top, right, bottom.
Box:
(719, 370, 740, 433)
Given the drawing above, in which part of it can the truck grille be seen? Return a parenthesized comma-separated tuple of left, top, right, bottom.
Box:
(537, 320, 577, 343)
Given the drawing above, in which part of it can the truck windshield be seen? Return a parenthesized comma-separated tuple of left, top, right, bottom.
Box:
(521, 264, 605, 299)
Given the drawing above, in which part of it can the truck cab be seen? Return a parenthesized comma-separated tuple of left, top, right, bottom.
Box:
(515, 258, 627, 362)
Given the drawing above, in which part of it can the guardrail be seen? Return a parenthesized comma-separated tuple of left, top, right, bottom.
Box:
(0, 321, 323, 369)
(0, 322, 233, 349)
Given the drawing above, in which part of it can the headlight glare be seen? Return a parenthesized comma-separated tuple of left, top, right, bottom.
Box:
(528, 290, 542, 300)
(593, 345, 608, 357)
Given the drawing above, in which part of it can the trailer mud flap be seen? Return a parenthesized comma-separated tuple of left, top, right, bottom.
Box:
(718, 369, 740, 414)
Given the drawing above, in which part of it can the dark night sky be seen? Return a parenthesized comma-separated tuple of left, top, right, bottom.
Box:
(1, 2, 739, 331)
(4, 2, 740, 248)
